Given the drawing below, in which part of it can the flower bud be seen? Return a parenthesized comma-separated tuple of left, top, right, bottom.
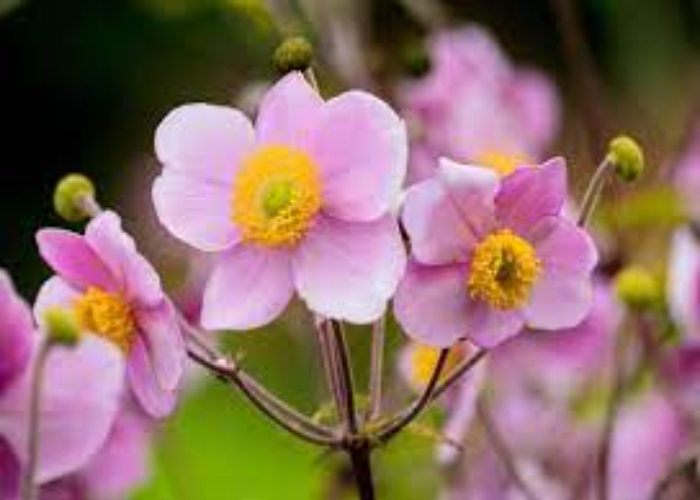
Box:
(607, 135, 644, 183)
(44, 308, 81, 347)
(273, 36, 314, 73)
(53, 174, 96, 222)
(615, 266, 659, 310)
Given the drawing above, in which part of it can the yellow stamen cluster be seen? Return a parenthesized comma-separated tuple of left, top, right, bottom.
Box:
(468, 229, 541, 310)
(73, 287, 136, 353)
(475, 150, 530, 177)
(232, 145, 322, 248)
(408, 343, 467, 391)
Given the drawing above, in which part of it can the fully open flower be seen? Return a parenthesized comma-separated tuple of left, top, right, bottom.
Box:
(152, 72, 407, 328)
(399, 25, 559, 183)
(395, 158, 597, 348)
(35, 211, 185, 418)
(0, 270, 123, 495)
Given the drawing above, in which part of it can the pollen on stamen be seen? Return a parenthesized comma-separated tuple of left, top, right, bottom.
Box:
(72, 287, 136, 353)
(467, 229, 541, 310)
(232, 145, 322, 248)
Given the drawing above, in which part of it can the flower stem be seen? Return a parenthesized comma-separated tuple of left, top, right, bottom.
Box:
(317, 320, 347, 425)
(187, 348, 338, 446)
(597, 322, 629, 500)
(577, 158, 612, 228)
(348, 442, 376, 500)
(330, 321, 359, 434)
(20, 340, 52, 500)
(377, 348, 450, 444)
(366, 317, 386, 421)
(375, 349, 488, 440)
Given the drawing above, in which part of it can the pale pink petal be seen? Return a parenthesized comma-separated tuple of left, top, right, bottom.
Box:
(0, 272, 33, 395)
(135, 301, 184, 392)
(437, 159, 499, 238)
(82, 410, 151, 499)
(292, 216, 406, 324)
(153, 171, 240, 253)
(155, 103, 255, 186)
(667, 228, 700, 334)
(495, 158, 566, 233)
(394, 261, 472, 347)
(308, 91, 407, 221)
(127, 338, 177, 418)
(36, 230, 115, 292)
(33, 277, 80, 327)
(256, 72, 323, 148)
(85, 211, 163, 307)
(201, 246, 294, 330)
(401, 178, 476, 266)
(524, 216, 597, 330)
(462, 299, 525, 348)
(507, 70, 560, 152)
(0, 336, 124, 484)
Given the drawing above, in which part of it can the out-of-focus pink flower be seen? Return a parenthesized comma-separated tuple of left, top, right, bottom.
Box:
(0, 271, 124, 495)
(395, 158, 597, 348)
(495, 282, 621, 396)
(35, 211, 185, 418)
(38, 404, 152, 500)
(674, 128, 700, 219)
(153, 72, 407, 328)
(667, 227, 700, 338)
(398, 341, 486, 464)
(609, 391, 684, 500)
(0, 272, 32, 396)
(399, 26, 559, 183)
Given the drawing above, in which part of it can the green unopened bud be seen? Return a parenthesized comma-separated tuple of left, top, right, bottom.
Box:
(615, 266, 659, 310)
(273, 36, 314, 73)
(53, 174, 96, 222)
(44, 308, 81, 347)
(607, 135, 644, 183)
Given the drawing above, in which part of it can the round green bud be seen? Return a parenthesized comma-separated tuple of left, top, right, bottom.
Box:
(53, 174, 96, 222)
(607, 135, 644, 183)
(273, 36, 314, 73)
(615, 266, 659, 310)
(44, 308, 81, 347)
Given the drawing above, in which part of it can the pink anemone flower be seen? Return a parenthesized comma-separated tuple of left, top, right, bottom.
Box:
(35, 211, 185, 418)
(398, 25, 559, 183)
(152, 71, 407, 329)
(0, 270, 123, 496)
(394, 158, 597, 348)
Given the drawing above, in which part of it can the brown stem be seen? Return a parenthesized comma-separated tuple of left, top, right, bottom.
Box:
(367, 317, 386, 421)
(330, 321, 359, 434)
(187, 348, 338, 446)
(377, 348, 450, 444)
(348, 441, 376, 500)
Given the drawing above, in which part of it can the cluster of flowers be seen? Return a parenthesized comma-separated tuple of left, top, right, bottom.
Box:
(1, 24, 697, 500)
